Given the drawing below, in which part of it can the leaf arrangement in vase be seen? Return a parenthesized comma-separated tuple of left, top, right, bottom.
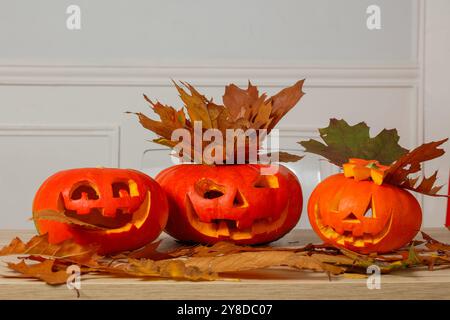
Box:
(130, 80, 307, 245)
(130, 80, 305, 164)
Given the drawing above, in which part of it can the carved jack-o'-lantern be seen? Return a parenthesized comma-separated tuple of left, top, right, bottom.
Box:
(156, 164, 302, 245)
(308, 174, 422, 254)
(33, 168, 168, 254)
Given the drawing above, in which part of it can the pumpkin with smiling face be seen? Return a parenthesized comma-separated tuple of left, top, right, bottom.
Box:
(156, 164, 302, 245)
(308, 174, 422, 254)
(33, 168, 168, 254)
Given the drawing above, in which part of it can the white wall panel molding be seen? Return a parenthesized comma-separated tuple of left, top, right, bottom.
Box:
(0, 64, 419, 88)
(0, 124, 120, 167)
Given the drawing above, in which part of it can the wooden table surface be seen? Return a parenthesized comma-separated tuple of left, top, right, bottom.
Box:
(0, 229, 449, 300)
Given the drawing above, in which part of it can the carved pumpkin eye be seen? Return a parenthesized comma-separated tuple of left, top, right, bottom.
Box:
(112, 180, 140, 198)
(254, 175, 279, 188)
(195, 179, 225, 199)
(112, 182, 130, 198)
(70, 182, 99, 200)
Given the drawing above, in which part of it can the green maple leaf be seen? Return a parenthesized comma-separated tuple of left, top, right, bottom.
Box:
(299, 119, 408, 166)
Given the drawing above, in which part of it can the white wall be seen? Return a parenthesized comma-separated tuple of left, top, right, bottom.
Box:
(423, 0, 450, 228)
(0, 0, 415, 64)
(0, 0, 448, 229)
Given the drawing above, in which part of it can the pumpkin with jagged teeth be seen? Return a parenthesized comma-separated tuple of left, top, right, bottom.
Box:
(33, 168, 168, 254)
(308, 173, 421, 253)
(156, 164, 302, 244)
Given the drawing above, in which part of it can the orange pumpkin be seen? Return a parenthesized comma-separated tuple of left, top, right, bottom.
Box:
(33, 168, 168, 254)
(308, 173, 422, 253)
(156, 164, 302, 245)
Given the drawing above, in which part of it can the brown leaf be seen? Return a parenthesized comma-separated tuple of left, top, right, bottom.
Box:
(3, 229, 449, 285)
(223, 82, 259, 120)
(104, 258, 217, 281)
(267, 79, 305, 130)
(130, 112, 176, 142)
(310, 253, 355, 266)
(183, 251, 343, 275)
(421, 231, 450, 251)
(385, 139, 448, 196)
(173, 81, 213, 129)
(0, 234, 100, 266)
(263, 151, 304, 163)
(126, 240, 173, 260)
(144, 94, 186, 129)
(132, 80, 305, 164)
(168, 241, 309, 258)
(6, 260, 69, 285)
(0, 237, 26, 255)
(34, 209, 108, 230)
(184, 251, 294, 272)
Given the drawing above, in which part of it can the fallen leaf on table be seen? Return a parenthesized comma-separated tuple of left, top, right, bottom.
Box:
(343, 273, 367, 279)
(1, 230, 450, 284)
(0, 234, 100, 266)
(182, 251, 343, 275)
(6, 260, 69, 285)
(99, 258, 217, 281)
(168, 241, 311, 258)
(99, 249, 344, 281)
(421, 231, 450, 251)
(126, 240, 173, 260)
(403, 245, 423, 266)
(310, 253, 355, 266)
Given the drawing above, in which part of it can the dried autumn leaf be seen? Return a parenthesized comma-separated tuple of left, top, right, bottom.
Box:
(103, 258, 217, 281)
(174, 81, 213, 128)
(258, 151, 304, 163)
(126, 240, 173, 260)
(223, 82, 259, 121)
(182, 251, 343, 275)
(421, 231, 450, 251)
(266, 80, 305, 131)
(6, 260, 69, 285)
(34, 209, 109, 230)
(384, 139, 449, 196)
(130, 80, 305, 164)
(403, 245, 423, 266)
(2, 229, 450, 284)
(0, 234, 100, 266)
(299, 119, 408, 167)
(168, 241, 311, 258)
(309, 253, 355, 266)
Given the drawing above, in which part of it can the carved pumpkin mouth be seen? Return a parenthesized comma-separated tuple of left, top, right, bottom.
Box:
(65, 208, 133, 229)
(314, 202, 393, 248)
(56, 191, 152, 233)
(185, 194, 289, 240)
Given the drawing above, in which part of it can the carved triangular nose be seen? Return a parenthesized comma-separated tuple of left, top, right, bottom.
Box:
(232, 189, 247, 208)
(343, 212, 360, 223)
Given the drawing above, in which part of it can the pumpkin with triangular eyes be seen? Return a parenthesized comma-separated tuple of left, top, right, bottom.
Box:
(156, 164, 302, 244)
(33, 168, 168, 254)
(308, 173, 422, 254)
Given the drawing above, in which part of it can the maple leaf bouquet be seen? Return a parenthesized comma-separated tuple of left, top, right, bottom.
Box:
(130, 80, 306, 245)
(300, 119, 449, 254)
